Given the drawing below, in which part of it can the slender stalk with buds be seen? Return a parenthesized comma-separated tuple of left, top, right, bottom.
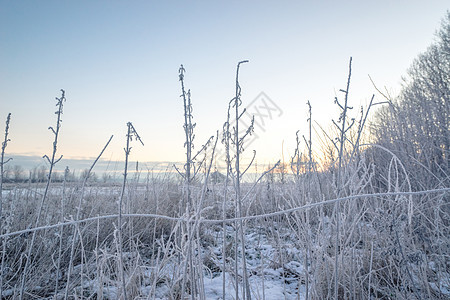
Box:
(332, 57, 354, 299)
(0, 113, 12, 299)
(117, 123, 143, 300)
(232, 60, 253, 300)
(20, 90, 66, 299)
(176, 64, 214, 299)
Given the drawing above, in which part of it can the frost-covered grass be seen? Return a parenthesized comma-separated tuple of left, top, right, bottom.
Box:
(1, 32, 449, 298)
(1, 168, 449, 299)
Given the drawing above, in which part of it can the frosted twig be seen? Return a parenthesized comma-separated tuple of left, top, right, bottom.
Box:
(65, 135, 113, 299)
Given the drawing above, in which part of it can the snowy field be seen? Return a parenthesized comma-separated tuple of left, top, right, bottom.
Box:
(1, 177, 449, 299)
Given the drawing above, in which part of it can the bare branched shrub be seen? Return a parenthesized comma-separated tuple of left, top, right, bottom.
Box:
(372, 11, 450, 191)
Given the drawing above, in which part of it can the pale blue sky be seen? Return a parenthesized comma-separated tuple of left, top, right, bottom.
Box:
(1, 1, 448, 171)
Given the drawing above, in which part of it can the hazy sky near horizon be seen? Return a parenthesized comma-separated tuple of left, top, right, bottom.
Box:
(1, 1, 449, 171)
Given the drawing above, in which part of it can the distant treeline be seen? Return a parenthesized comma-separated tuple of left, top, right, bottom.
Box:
(1, 165, 103, 183)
